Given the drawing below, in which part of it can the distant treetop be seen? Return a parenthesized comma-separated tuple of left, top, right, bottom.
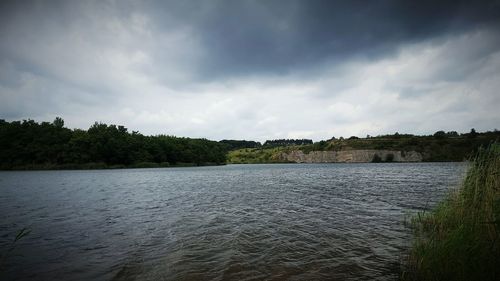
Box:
(219, 139, 261, 150)
(263, 139, 313, 147)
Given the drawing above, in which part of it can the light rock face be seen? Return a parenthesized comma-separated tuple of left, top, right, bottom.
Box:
(276, 150, 423, 163)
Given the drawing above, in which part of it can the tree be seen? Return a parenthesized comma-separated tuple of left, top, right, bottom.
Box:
(434, 130, 446, 138)
(468, 128, 478, 138)
(53, 117, 64, 128)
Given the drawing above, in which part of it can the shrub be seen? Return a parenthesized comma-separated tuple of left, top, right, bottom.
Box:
(372, 154, 382, 162)
(385, 153, 394, 162)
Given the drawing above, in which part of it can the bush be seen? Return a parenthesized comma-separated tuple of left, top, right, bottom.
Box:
(385, 153, 394, 162)
(372, 154, 382, 162)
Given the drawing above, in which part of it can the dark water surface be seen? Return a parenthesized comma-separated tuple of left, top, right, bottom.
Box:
(0, 163, 466, 281)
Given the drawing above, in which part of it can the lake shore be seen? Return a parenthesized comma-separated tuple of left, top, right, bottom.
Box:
(0, 162, 226, 171)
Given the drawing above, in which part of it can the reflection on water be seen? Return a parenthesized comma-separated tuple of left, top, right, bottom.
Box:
(0, 163, 466, 280)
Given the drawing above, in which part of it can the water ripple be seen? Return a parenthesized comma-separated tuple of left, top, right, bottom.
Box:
(0, 163, 466, 281)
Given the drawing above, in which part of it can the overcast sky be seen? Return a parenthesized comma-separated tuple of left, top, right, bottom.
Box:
(1, 0, 500, 141)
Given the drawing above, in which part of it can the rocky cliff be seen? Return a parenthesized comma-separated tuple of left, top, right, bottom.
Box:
(276, 150, 423, 163)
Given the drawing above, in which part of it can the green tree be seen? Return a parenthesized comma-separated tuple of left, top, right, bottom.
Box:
(53, 117, 64, 128)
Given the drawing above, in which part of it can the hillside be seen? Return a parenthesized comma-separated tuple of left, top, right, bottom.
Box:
(227, 131, 500, 163)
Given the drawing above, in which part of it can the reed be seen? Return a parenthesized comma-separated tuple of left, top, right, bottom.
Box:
(402, 143, 500, 280)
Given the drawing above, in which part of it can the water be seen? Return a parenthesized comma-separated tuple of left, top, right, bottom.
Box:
(0, 163, 466, 281)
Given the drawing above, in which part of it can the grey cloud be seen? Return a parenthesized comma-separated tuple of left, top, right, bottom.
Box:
(1, 0, 500, 140)
(2, 0, 500, 82)
(150, 0, 500, 79)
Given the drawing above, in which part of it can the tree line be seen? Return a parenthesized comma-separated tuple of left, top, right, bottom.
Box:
(263, 139, 313, 147)
(219, 139, 315, 149)
(219, 140, 262, 150)
(0, 118, 227, 169)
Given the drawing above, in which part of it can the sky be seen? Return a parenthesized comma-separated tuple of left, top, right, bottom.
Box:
(1, 0, 500, 142)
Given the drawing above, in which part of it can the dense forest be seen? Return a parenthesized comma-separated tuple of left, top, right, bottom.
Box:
(0, 118, 227, 170)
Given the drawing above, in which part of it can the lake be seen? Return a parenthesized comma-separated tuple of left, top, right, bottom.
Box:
(0, 163, 466, 281)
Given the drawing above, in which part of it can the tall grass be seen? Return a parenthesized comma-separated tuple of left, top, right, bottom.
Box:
(402, 143, 500, 280)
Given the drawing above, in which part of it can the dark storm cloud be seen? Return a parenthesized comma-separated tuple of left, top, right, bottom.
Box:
(2, 0, 499, 80)
(147, 0, 500, 78)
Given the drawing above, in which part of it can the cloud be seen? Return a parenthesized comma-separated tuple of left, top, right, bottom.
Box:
(179, 0, 500, 78)
(0, 1, 499, 142)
